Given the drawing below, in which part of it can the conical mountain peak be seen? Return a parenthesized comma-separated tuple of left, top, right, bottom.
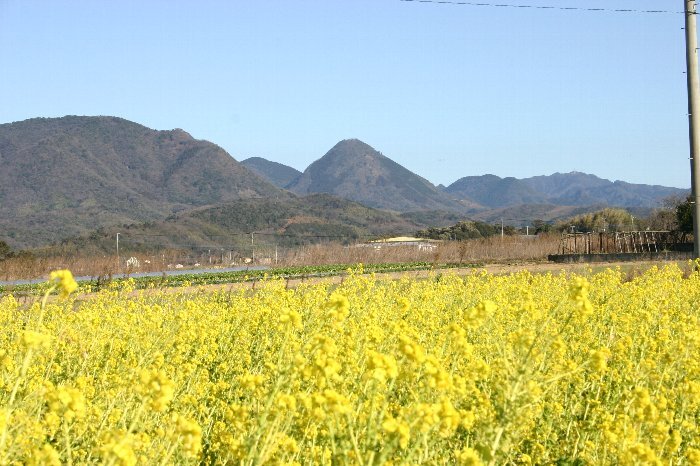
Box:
(286, 139, 464, 212)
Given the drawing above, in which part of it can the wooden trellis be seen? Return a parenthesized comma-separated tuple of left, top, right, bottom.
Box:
(558, 231, 682, 255)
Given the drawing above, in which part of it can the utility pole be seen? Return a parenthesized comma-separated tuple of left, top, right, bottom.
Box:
(251, 232, 255, 263)
(116, 233, 120, 271)
(685, 0, 700, 258)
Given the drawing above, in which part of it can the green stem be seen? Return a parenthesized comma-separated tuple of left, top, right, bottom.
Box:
(0, 285, 56, 458)
(62, 422, 73, 466)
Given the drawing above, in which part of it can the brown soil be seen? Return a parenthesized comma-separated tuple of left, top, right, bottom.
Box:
(154, 259, 687, 295)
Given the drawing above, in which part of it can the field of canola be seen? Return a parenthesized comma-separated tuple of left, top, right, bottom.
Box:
(1, 264, 700, 465)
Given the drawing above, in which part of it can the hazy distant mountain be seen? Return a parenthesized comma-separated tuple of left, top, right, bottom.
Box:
(520, 172, 686, 207)
(445, 175, 547, 208)
(0, 116, 284, 248)
(446, 172, 686, 209)
(241, 157, 301, 188)
(287, 139, 468, 212)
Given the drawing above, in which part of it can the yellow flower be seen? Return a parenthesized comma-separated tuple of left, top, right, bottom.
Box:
(456, 447, 483, 465)
(623, 442, 660, 465)
(21, 330, 52, 349)
(465, 300, 495, 326)
(364, 350, 399, 383)
(240, 372, 265, 391)
(49, 269, 78, 297)
(686, 448, 700, 464)
(326, 292, 350, 322)
(138, 369, 175, 412)
(279, 309, 303, 329)
(98, 430, 137, 466)
(382, 416, 411, 449)
(27, 444, 61, 466)
(171, 414, 202, 458)
(321, 389, 351, 415)
(589, 348, 611, 374)
(2, 263, 699, 464)
(277, 434, 300, 454)
(275, 393, 297, 411)
(47, 385, 86, 422)
(569, 277, 593, 317)
(398, 335, 426, 363)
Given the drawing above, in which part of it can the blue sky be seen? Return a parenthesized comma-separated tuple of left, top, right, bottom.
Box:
(0, 0, 692, 188)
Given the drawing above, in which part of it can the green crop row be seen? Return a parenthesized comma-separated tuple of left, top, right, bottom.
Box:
(0, 262, 478, 296)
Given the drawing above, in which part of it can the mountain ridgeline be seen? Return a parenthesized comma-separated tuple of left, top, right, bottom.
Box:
(0, 115, 689, 251)
(445, 172, 686, 209)
(0, 116, 284, 248)
(246, 140, 686, 213)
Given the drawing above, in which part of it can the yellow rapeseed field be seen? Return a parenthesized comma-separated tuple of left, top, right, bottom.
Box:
(1, 264, 700, 465)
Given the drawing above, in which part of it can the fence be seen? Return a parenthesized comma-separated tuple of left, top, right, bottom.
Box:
(557, 231, 690, 255)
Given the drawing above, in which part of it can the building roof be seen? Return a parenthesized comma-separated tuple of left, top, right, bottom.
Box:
(369, 236, 439, 243)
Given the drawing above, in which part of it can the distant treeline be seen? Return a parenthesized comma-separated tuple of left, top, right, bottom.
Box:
(417, 197, 695, 241)
(554, 198, 693, 234)
(0, 240, 33, 261)
(416, 221, 506, 240)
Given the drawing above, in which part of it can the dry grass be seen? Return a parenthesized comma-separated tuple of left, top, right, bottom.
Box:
(0, 250, 186, 282)
(0, 236, 560, 281)
(0, 255, 116, 282)
(279, 234, 559, 266)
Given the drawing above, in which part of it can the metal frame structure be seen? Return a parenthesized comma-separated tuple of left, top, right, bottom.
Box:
(558, 231, 688, 255)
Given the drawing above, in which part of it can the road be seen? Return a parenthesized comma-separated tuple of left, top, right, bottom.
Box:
(0, 266, 269, 287)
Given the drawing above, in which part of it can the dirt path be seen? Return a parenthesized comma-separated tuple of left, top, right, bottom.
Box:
(164, 259, 687, 295)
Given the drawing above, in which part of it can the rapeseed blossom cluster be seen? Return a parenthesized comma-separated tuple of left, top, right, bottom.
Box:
(48, 269, 78, 298)
(0, 264, 699, 464)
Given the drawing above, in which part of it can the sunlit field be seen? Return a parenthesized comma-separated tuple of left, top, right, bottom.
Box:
(1, 264, 699, 464)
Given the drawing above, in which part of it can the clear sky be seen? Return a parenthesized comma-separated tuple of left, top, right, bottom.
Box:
(0, 0, 692, 188)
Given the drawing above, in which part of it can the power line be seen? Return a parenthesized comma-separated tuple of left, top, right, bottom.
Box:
(398, 0, 685, 15)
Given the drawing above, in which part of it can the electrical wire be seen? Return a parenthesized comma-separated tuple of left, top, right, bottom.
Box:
(398, 0, 686, 15)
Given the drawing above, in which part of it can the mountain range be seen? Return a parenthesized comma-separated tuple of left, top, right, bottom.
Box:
(444, 172, 684, 209)
(242, 140, 685, 211)
(0, 116, 688, 251)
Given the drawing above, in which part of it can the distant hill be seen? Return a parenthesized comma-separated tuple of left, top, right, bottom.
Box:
(446, 172, 686, 209)
(0, 116, 283, 248)
(287, 139, 468, 212)
(55, 194, 432, 255)
(240, 157, 301, 188)
(398, 210, 465, 228)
